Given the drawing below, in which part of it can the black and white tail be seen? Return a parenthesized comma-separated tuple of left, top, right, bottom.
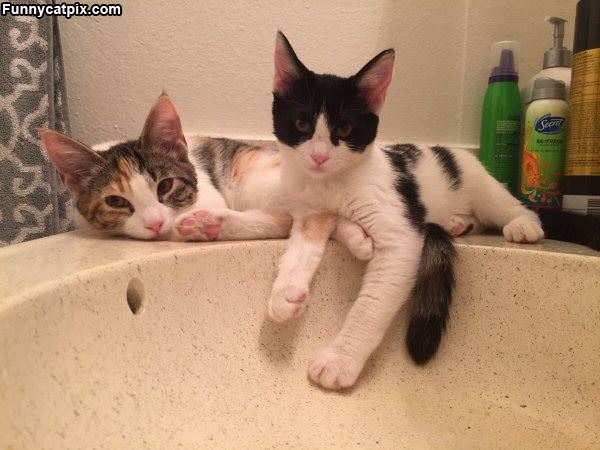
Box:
(406, 223, 456, 365)
(538, 209, 600, 251)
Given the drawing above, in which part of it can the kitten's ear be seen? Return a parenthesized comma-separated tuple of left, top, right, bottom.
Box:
(354, 49, 395, 114)
(39, 128, 104, 195)
(140, 92, 187, 155)
(273, 31, 308, 95)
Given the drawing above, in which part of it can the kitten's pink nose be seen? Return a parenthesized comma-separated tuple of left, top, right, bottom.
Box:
(145, 220, 164, 234)
(311, 154, 330, 168)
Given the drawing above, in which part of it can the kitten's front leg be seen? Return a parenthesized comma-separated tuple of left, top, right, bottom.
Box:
(219, 209, 292, 240)
(442, 214, 483, 236)
(172, 210, 223, 241)
(171, 208, 292, 241)
(332, 217, 374, 260)
(309, 237, 422, 389)
(268, 212, 337, 322)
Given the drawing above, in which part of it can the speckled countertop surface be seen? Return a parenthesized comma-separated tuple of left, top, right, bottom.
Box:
(0, 231, 597, 303)
(1, 230, 598, 448)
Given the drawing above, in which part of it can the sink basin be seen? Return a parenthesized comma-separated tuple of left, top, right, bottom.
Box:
(1, 232, 598, 448)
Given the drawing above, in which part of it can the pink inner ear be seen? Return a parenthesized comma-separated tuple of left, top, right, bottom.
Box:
(273, 35, 300, 94)
(358, 53, 395, 114)
(363, 82, 390, 114)
(142, 95, 187, 154)
(40, 129, 102, 194)
(273, 66, 288, 94)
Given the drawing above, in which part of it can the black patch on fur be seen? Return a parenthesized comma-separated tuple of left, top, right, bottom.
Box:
(384, 144, 426, 230)
(538, 209, 600, 250)
(431, 146, 461, 190)
(193, 146, 219, 189)
(460, 223, 474, 236)
(213, 138, 248, 163)
(384, 144, 422, 168)
(272, 70, 379, 152)
(406, 223, 456, 364)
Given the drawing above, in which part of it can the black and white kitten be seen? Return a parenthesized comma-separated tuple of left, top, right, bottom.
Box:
(268, 32, 598, 390)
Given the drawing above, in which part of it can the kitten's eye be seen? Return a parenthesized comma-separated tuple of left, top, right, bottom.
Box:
(105, 195, 132, 209)
(157, 178, 174, 196)
(294, 118, 311, 133)
(336, 123, 352, 138)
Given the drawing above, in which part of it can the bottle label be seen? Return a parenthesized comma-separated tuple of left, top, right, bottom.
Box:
(534, 114, 566, 134)
(520, 111, 568, 208)
(562, 195, 600, 217)
(490, 117, 521, 186)
(566, 48, 600, 176)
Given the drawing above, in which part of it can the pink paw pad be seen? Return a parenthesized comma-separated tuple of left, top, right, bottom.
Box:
(450, 224, 463, 235)
(181, 218, 196, 227)
(204, 224, 220, 240)
(180, 228, 194, 237)
(289, 292, 307, 304)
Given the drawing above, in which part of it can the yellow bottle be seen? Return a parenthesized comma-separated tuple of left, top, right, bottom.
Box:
(563, 0, 600, 216)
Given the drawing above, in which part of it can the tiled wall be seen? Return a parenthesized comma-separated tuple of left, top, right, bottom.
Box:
(61, 0, 577, 147)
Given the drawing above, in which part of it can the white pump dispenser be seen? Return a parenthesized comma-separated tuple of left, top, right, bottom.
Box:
(522, 17, 572, 104)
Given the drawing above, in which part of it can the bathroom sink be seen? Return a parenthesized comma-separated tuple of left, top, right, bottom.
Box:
(0, 232, 598, 448)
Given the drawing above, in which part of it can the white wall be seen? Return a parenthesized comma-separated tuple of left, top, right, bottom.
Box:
(60, 0, 577, 147)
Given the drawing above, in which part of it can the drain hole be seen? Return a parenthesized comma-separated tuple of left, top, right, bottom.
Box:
(126, 278, 144, 315)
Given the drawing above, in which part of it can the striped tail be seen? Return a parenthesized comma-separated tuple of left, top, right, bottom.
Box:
(406, 223, 456, 364)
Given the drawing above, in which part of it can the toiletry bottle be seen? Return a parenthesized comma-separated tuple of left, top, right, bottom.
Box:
(563, 0, 600, 216)
(479, 41, 522, 194)
(522, 17, 572, 104)
(519, 78, 569, 209)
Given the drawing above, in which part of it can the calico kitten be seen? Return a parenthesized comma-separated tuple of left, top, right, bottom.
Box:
(40, 94, 374, 259)
(39, 93, 454, 383)
(269, 31, 600, 390)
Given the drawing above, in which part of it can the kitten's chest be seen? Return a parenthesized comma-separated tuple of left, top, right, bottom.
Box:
(342, 188, 407, 235)
(293, 180, 406, 235)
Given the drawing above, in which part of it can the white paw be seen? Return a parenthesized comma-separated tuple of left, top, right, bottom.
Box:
(503, 218, 544, 243)
(347, 235, 374, 261)
(267, 281, 309, 323)
(443, 215, 468, 236)
(308, 346, 363, 389)
(175, 210, 222, 241)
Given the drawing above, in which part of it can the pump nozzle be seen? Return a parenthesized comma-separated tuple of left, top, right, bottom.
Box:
(543, 17, 571, 69)
(546, 17, 566, 48)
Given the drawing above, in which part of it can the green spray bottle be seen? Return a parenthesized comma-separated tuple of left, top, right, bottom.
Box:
(479, 41, 522, 194)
